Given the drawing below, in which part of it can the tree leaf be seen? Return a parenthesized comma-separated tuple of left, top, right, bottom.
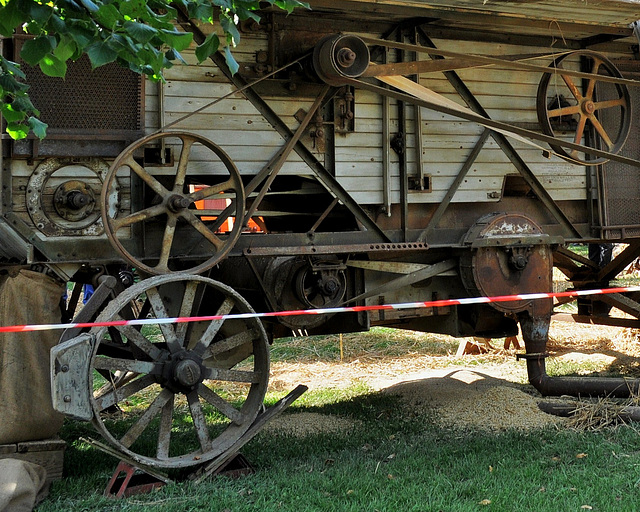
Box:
(220, 16, 241, 45)
(78, 0, 99, 13)
(119, 0, 147, 19)
(165, 49, 187, 65)
(0, 73, 29, 93)
(274, 0, 310, 14)
(195, 33, 219, 63)
(2, 59, 26, 80)
(124, 21, 158, 44)
(0, 1, 26, 38)
(159, 29, 193, 52)
(224, 45, 239, 75)
(95, 3, 121, 29)
(189, 2, 214, 22)
(39, 53, 67, 77)
(20, 36, 55, 66)
(48, 14, 67, 35)
(28, 3, 53, 26)
(1, 104, 26, 123)
(6, 122, 28, 140)
(67, 25, 96, 49)
(54, 36, 76, 62)
(11, 95, 38, 115)
(28, 117, 48, 139)
(86, 41, 118, 68)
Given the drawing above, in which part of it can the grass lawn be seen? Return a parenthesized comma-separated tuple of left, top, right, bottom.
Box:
(38, 321, 640, 512)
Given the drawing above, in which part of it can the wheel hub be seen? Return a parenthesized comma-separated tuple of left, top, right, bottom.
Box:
(167, 194, 190, 213)
(582, 100, 596, 115)
(161, 350, 206, 393)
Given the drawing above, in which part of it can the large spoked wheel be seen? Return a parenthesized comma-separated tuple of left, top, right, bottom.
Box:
(101, 131, 246, 275)
(537, 50, 631, 165)
(89, 274, 269, 469)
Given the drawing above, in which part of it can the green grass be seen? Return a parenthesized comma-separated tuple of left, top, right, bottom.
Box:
(35, 323, 640, 512)
(40, 385, 640, 512)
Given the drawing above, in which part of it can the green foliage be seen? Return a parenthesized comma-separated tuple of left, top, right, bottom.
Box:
(0, 0, 308, 139)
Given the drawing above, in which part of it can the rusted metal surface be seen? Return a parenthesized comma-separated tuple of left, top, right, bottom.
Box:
(537, 51, 632, 165)
(520, 313, 640, 398)
(460, 213, 554, 315)
(104, 461, 167, 499)
(243, 242, 428, 256)
(26, 158, 116, 237)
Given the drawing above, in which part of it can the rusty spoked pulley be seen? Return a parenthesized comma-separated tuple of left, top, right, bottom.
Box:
(101, 131, 246, 275)
(537, 50, 631, 165)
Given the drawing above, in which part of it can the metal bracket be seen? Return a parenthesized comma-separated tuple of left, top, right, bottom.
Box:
(470, 234, 564, 248)
(51, 333, 95, 421)
(516, 352, 549, 361)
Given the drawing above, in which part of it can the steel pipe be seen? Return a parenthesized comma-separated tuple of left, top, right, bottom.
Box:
(520, 314, 640, 398)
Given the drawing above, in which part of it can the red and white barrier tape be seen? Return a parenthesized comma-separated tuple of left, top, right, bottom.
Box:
(2, 285, 640, 334)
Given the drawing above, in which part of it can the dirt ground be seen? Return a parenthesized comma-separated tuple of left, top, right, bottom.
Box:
(266, 319, 640, 435)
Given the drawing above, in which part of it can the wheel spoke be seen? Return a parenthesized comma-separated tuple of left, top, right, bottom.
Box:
(120, 388, 173, 449)
(173, 137, 195, 192)
(547, 104, 581, 118)
(187, 390, 212, 453)
(146, 287, 181, 353)
(125, 157, 170, 197)
(573, 115, 587, 145)
(93, 356, 156, 375)
(157, 395, 174, 460)
(112, 317, 163, 360)
(593, 98, 626, 111)
(590, 115, 614, 149)
(585, 59, 602, 99)
(156, 215, 178, 273)
(198, 384, 245, 425)
(205, 367, 263, 384)
(95, 374, 156, 411)
(561, 74, 583, 102)
(204, 328, 258, 359)
(187, 179, 235, 202)
(176, 281, 201, 346)
(180, 210, 225, 250)
(111, 204, 167, 231)
(193, 297, 235, 355)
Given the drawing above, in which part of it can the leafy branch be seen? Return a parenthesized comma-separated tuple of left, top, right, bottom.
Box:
(0, 0, 308, 139)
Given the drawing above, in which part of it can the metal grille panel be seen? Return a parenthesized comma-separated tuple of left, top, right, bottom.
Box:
(601, 68, 640, 231)
(20, 56, 142, 132)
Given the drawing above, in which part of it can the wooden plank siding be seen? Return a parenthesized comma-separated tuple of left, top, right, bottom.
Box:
(139, 24, 624, 208)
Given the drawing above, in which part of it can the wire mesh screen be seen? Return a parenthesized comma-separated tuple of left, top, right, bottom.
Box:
(23, 56, 142, 133)
(12, 37, 144, 157)
(600, 69, 640, 235)
(20, 56, 143, 132)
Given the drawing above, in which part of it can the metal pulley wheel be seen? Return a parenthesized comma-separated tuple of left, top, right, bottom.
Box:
(460, 213, 553, 315)
(88, 274, 269, 469)
(263, 257, 346, 330)
(27, 157, 117, 236)
(313, 34, 370, 85)
(537, 50, 631, 165)
(101, 131, 246, 275)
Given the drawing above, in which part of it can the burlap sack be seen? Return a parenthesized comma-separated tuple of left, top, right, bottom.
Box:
(0, 270, 65, 444)
(0, 459, 48, 512)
